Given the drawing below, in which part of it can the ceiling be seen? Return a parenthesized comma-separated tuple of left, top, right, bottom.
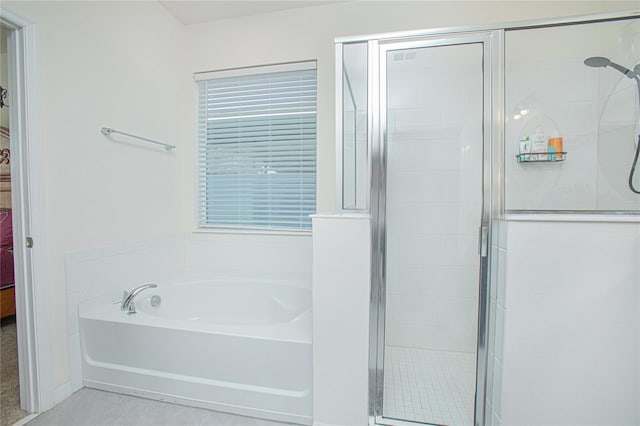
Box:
(159, 1, 345, 25)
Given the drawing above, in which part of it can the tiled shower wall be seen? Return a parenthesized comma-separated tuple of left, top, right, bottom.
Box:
(505, 18, 640, 211)
(384, 49, 482, 353)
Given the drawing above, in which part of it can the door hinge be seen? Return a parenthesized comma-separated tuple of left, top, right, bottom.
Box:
(26, 237, 33, 248)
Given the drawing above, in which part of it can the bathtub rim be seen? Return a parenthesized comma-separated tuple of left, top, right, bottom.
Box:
(135, 278, 311, 326)
(78, 278, 312, 344)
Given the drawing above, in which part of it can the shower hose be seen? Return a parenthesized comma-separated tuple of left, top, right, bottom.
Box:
(630, 134, 640, 194)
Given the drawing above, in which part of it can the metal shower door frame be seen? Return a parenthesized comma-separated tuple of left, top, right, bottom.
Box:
(369, 30, 503, 426)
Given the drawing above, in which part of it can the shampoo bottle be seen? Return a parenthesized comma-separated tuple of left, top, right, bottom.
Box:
(548, 132, 563, 161)
(519, 136, 531, 162)
(530, 129, 547, 161)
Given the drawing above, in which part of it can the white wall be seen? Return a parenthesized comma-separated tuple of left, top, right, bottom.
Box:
(312, 215, 370, 426)
(4, 1, 187, 390)
(185, 233, 312, 282)
(497, 219, 640, 426)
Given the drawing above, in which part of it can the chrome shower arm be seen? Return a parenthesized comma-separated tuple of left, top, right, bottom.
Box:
(608, 61, 635, 77)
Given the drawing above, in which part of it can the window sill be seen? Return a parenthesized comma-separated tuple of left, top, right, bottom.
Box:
(192, 228, 312, 237)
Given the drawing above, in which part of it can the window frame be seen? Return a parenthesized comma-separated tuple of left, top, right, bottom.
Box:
(194, 61, 318, 234)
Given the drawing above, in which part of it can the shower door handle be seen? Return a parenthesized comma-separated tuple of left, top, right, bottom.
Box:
(478, 226, 488, 257)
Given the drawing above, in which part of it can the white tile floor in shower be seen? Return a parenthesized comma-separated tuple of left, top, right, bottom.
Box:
(383, 346, 476, 426)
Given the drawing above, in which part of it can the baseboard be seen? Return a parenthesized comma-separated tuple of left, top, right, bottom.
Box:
(11, 413, 39, 426)
(313, 422, 346, 426)
(53, 381, 72, 405)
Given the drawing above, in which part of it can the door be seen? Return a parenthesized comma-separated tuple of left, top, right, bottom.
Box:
(373, 33, 494, 426)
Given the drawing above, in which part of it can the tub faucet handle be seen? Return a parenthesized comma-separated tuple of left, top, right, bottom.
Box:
(112, 291, 129, 305)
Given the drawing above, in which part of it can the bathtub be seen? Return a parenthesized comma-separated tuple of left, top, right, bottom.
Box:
(79, 279, 312, 425)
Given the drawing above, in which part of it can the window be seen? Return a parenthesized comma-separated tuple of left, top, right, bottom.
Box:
(196, 62, 317, 231)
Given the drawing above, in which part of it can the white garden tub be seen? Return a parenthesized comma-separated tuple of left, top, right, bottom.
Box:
(79, 279, 312, 425)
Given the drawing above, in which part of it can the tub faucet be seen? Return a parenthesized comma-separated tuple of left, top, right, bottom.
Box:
(121, 283, 157, 314)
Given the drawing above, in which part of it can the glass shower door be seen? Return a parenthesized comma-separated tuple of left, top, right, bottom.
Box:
(380, 40, 485, 425)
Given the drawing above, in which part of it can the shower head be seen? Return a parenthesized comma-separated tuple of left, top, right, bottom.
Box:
(584, 56, 611, 68)
(584, 56, 640, 195)
(584, 56, 637, 78)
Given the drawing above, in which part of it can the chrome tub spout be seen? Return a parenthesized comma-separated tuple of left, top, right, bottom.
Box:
(121, 283, 158, 314)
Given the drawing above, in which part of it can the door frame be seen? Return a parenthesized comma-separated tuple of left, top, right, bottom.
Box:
(1, 8, 55, 414)
(369, 30, 503, 426)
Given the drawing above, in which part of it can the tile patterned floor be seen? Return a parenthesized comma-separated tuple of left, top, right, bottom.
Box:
(383, 346, 476, 425)
(26, 388, 302, 426)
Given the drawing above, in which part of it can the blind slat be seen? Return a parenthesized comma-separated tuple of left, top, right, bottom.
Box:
(197, 65, 317, 231)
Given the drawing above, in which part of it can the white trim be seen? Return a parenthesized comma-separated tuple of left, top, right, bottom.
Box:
(505, 213, 640, 223)
(194, 60, 317, 81)
(10, 413, 39, 426)
(1, 7, 55, 413)
(310, 213, 370, 220)
(335, 42, 344, 212)
(313, 423, 346, 426)
(334, 10, 640, 43)
(192, 228, 312, 237)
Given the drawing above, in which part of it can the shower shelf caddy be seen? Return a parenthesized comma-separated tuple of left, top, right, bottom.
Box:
(517, 152, 567, 163)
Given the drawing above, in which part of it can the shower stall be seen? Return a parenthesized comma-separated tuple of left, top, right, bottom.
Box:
(336, 10, 639, 426)
(339, 30, 500, 426)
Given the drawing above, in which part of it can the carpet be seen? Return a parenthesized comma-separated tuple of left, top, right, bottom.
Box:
(1, 318, 28, 426)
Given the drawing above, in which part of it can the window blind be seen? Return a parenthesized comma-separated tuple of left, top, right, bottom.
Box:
(197, 62, 317, 231)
